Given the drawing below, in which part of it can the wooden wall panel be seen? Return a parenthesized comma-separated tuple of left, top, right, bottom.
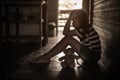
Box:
(92, 0, 120, 73)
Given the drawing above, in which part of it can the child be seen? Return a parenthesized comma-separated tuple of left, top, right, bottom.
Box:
(31, 9, 101, 65)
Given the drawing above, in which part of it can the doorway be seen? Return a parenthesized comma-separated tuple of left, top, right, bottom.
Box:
(58, 0, 83, 30)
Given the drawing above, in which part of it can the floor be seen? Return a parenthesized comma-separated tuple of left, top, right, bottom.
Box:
(1, 29, 110, 80)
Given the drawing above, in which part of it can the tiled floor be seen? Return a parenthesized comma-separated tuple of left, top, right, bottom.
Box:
(1, 30, 110, 80)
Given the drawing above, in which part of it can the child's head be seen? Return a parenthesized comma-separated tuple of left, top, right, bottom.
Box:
(63, 48, 74, 55)
(72, 9, 90, 33)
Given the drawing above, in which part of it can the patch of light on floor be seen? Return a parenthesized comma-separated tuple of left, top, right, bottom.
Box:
(58, 27, 64, 31)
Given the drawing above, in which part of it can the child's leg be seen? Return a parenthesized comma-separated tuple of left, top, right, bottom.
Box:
(32, 36, 81, 63)
(45, 36, 81, 59)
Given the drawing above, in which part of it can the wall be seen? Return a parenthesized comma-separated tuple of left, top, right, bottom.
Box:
(47, 0, 58, 25)
(92, 0, 120, 73)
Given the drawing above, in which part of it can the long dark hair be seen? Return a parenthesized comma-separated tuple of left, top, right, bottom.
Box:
(77, 10, 90, 34)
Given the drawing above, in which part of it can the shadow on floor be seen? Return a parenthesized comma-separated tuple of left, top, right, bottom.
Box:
(0, 42, 40, 80)
(57, 67, 76, 80)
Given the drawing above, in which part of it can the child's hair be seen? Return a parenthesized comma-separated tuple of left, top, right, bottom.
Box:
(77, 9, 90, 34)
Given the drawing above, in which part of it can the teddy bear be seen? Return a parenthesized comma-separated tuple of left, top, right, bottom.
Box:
(58, 48, 80, 68)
